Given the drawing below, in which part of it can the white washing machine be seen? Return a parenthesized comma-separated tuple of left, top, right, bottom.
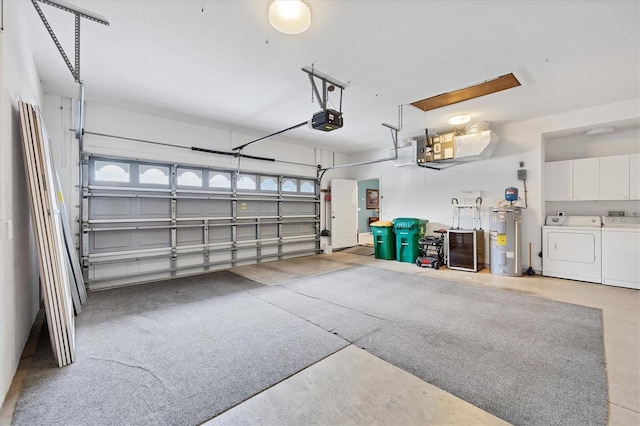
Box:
(602, 216, 640, 289)
(542, 216, 602, 283)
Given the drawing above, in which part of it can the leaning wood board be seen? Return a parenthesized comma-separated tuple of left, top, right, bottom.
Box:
(21, 101, 72, 366)
(36, 107, 76, 361)
(26, 101, 75, 365)
(19, 101, 66, 365)
(19, 101, 75, 366)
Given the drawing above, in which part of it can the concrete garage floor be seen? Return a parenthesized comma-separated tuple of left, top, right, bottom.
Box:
(2, 251, 638, 425)
(225, 251, 640, 425)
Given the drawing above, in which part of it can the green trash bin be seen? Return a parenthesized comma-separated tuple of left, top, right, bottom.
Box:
(393, 218, 428, 263)
(371, 221, 395, 260)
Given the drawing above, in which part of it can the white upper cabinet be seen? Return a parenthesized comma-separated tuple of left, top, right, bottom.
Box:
(545, 154, 638, 201)
(599, 154, 630, 200)
(573, 157, 600, 201)
(630, 153, 640, 200)
(545, 160, 572, 201)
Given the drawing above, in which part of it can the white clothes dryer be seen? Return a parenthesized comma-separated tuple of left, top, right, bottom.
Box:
(542, 216, 602, 284)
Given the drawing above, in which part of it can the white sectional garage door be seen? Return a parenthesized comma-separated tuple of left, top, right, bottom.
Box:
(82, 155, 319, 289)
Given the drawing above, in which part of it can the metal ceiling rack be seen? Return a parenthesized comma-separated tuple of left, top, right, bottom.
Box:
(30, 0, 109, 83)
(302, 65, 346, 113)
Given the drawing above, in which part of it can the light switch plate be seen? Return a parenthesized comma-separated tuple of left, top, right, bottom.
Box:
(0, 220, 13, 240)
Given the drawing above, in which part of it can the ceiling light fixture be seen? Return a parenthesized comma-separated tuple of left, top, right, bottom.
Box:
(269, 1, 311, 35)
(448, 114, 471, 126)
(584, 126, 615, 136)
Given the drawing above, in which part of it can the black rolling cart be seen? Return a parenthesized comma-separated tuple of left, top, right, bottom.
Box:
(416, 229, 446, 269)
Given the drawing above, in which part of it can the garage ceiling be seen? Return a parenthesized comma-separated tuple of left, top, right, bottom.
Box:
(20, 0, 640, 154)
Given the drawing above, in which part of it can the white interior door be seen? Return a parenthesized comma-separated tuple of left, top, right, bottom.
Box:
(331, 179, 357, 249)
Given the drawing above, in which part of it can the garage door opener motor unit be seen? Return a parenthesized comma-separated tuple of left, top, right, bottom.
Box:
(312, 109, 343, 131)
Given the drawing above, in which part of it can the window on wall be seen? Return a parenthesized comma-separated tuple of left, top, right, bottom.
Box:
(94, 160, 131, 183)
(139, 164, 170, 185)
(177, 168, 203, 187)
(237, 174, 257, 190)
(209, 172, 231, 189)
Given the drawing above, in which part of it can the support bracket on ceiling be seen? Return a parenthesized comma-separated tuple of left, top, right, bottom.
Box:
(30, 0, 109, 82)
(302, 65, 346, 112)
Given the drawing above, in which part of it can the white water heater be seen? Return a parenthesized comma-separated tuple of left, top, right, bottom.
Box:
(489, 207, 522, 277)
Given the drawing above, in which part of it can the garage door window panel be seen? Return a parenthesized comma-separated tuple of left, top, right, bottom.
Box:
(260, 176, 278, 192)
(300, 180, 315, 194)
(177, 168, 203, 187)
(237, 174, 257, 191)
(282, 178, 298, 192)
(94, 160, 131, 184)
(208, 172, 232, 190)
(139, 164, 170, 186)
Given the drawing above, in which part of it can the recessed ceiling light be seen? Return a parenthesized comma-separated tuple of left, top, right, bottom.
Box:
(448, 114, 471, 125)
(269, 1, 311, 35)
(584, 126, 615, 136)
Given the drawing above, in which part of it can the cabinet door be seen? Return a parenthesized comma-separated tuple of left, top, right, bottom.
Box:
(573, 157, 599, 200)
(630, 153, 640, 200)
(600, 155, 629, 200)
(545, 160, 572, 201)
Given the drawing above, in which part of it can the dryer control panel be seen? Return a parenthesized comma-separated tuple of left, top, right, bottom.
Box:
(545, 216, 601, 227)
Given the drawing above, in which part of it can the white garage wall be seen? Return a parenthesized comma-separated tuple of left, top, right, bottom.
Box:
(0, 1, 44, 405)
(344, 98, 639, 273)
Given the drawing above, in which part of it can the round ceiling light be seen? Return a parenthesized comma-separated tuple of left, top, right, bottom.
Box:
(269, 1, 311, 35)
(448, 114, 471, 126)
